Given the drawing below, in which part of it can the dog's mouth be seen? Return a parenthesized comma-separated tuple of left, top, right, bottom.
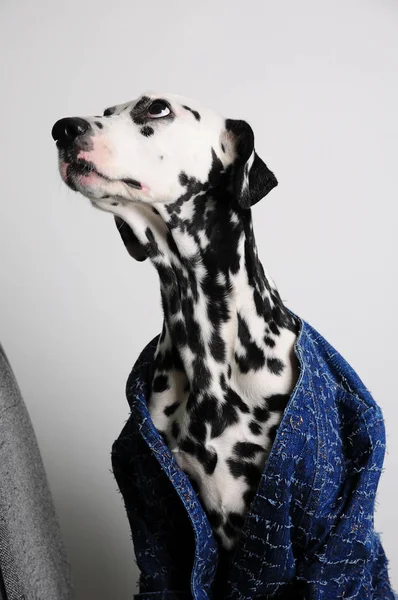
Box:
(60, 159, 143, 193)
(70, 160, 108, 180)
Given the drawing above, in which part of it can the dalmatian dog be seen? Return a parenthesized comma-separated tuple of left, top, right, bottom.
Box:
(52, 93, 299, 550)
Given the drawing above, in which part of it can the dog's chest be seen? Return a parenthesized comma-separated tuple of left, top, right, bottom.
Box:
(148, 350, 294, 549)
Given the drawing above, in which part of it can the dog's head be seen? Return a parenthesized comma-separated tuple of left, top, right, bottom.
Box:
(52, 92, 277, 258)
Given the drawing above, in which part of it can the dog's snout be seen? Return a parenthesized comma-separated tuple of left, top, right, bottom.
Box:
(51, 117, 91, 146)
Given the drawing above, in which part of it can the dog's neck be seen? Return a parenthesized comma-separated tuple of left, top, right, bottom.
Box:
(134, 187, 298, 400)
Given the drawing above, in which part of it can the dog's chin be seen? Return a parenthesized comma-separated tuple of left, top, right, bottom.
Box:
(69, 171, 110, 199)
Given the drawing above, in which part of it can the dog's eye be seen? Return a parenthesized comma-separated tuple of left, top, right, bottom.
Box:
(147, 100, 170, 119)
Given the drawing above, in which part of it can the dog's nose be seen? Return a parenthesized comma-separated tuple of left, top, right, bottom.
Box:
(51, 117, 90, 145)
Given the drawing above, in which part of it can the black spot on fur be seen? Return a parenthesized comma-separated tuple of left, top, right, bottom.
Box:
(221, 143, 226, 153)
(264, 336, 275, 348)
(266, 357, 285, 376)
(253, 405, 270, 422)
(141, 125, 154, 137)
(199, 446, 218, 475)
(219, 374, 227, 391)
(192, 394, 218, 424)
(189, 416, 207, 443)
(183, 298, 204, 353)
(236, 314, 265, 372)
(211, 402, 239, 439)
(172, 320, 187, 346)
(145, 227, 161, 258)
(237, 313, 251, 346)
(262, 297, 273, 321)
(252, 289, 262, 316)
(226, 458, 262, 487)
(160, 347, 184, 372)
(153, 374, 169, 393)
(156, 264, 176, 288)
(164, 401, 179, 417)
(235, 349, 265, 374)
(135, 96, 150, 111)
(268, 424, 279, 443)
(269, 321, 280, 336)
(243, 487, 256, 508)
(182, 105, 201, 121)
(180, 437, 196, 455)
(171, 420, 180, 439)
(225, 389, 249, 414)
(186, 316, 205, 355)
(267, 394, 290, 412)
(130, 96, 151, 125)
(249, 421, 262, 435)
(172, 346, 184, 371)
(207, 149, 225, 189)
(103, 107, 115, 117)
(95, 121, 103, 129)
(202, 274, 230, 324)
(209, 332, 226, 362)
(233, 441, 265, 459)
(192, 359, 211, 390)
(179, 172, 189, 186)
(228, 512, 245, 529)
(208, 510, 222, 529)
(180, 437, 217, 475)
(271, 303, 299, 334)
(168, 288, 180, 316)
(166, 232, 180, 257)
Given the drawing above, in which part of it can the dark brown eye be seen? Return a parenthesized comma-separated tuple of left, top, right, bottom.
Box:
(147, 100, 170, 119)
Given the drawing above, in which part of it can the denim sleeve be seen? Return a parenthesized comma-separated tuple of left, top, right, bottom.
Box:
(294, 395, 394, 599)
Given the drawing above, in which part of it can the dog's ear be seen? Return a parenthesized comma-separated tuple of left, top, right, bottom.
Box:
(225, 119, 277, 209)
(114, 216, 147, 261)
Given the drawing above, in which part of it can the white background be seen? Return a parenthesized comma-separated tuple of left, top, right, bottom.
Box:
(0, 1, 397, 597)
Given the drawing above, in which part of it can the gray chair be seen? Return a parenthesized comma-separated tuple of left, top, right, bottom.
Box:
(0, 344, 74, 600)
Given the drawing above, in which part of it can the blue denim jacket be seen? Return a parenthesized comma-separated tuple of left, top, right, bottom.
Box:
(112, 315, 395, 599)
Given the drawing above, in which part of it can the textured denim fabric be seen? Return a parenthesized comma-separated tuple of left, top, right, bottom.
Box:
(112, 315, 395, 599)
